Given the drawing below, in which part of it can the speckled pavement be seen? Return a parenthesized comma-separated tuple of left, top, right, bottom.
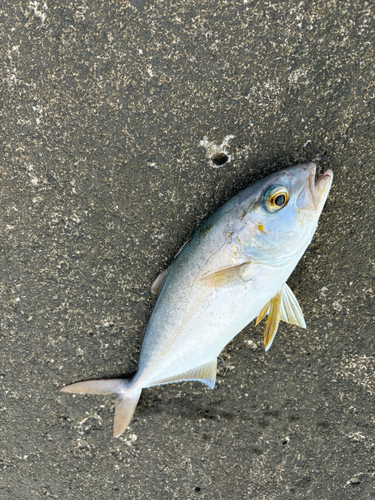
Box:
(0, 1, 374, 499)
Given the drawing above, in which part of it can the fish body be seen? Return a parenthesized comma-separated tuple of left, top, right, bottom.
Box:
(61, 163, 333, 437)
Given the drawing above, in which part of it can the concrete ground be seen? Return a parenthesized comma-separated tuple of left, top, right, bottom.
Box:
(0, 1, 374, 498)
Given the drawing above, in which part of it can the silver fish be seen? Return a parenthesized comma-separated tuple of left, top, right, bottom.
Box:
(61, 163, 333, 437)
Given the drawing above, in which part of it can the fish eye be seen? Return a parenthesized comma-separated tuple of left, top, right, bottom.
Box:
(264, 186, 289, 213)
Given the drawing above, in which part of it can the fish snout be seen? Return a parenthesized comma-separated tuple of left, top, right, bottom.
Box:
(297, 164, 333, 211)
(315, 169, 333, 205)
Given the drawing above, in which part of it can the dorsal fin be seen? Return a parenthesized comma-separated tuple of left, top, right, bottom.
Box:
(255, 283, 306, 351)
(149, 359, 217, 390)
(151, 266, 171, 295)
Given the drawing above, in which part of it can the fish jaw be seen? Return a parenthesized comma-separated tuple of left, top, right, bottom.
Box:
(297, 164, 333, 212)
(315, 169, 333, 208)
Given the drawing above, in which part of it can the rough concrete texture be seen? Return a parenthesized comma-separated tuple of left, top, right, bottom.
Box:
(0, 0, 374, 498)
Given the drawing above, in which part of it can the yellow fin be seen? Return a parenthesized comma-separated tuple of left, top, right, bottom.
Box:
(255, 301, 270, 326)
(199, 263, 251, 288)
(151, 266, 170, 295)
(149, 359, 217, 389)
(256, 283, 306, 351)
(263, 292, 282, 351)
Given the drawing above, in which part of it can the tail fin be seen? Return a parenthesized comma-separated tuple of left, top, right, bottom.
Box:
(60, 379, 142, 438)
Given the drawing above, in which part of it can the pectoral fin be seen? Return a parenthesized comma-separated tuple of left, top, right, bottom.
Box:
(255, 283, 306, 351)
(199, 262, 252, 288)
(150, 358, 217, 389)
(255, 301, 270, 327)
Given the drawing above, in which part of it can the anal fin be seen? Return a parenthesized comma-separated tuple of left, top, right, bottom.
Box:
(150, 359, 217, 390)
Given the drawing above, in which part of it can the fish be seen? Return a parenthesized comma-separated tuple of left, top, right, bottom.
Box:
(61, 162, 333, 437)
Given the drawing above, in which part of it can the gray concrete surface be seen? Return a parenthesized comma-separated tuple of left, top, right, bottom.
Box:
(0, 1, 374, 498)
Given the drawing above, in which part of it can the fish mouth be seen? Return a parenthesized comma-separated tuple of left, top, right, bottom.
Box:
(297, 164, 333, 211)
(314, 168, 333, 205)
(305, 164, 333, 208)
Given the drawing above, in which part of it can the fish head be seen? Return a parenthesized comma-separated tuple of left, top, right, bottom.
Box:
(234, 163, 333, 266)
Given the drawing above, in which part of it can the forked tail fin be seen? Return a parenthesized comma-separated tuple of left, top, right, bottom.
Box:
(60, 379, 142, 438)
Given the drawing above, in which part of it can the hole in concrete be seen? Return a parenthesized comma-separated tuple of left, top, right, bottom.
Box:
(211, 152, 229, 166)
